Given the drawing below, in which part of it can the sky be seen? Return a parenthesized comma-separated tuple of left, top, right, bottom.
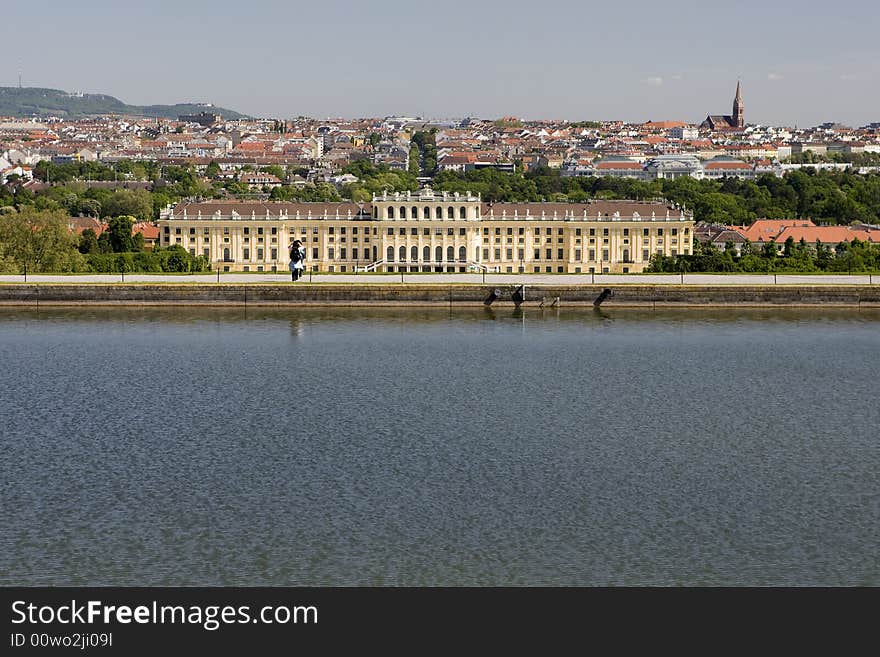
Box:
(3, 0, 879, 126)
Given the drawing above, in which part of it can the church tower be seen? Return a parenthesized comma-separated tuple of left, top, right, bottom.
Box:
(733, 80, 744, 128)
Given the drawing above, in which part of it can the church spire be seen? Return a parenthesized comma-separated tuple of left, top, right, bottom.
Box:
(733, 79, 744, 128)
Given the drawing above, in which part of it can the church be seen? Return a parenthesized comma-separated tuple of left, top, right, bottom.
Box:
(701, 81, 744, 130)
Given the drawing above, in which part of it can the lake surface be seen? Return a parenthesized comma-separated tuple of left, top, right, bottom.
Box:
(1, 307, 878, 586)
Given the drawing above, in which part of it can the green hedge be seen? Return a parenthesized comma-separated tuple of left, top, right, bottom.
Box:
(85, 246, 209, 273)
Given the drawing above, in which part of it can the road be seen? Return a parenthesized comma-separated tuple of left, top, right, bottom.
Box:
(0, 273, 877, 285)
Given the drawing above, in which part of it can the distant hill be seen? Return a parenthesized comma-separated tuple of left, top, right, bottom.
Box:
(0, 87, 250, 120)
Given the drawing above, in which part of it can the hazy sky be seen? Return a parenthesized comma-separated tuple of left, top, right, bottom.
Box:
(3, 0, 879, 126)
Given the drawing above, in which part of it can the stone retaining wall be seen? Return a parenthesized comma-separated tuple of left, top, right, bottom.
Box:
(1, 284, 878, 307)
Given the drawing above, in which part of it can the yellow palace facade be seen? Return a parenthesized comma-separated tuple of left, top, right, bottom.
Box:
(157, 189, 694, 273)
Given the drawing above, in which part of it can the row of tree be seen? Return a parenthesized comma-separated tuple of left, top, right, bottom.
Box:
(13, 157, 880, 227)
(648, 237, 880, 273)
(0, 209, 207, 273)
(430, 167, 880, 225)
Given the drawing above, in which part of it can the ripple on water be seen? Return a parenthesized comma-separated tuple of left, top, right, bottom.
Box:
(1, 307, 878, 585)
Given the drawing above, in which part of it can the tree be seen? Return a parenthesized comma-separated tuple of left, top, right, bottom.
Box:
(106, 215, 136, 253)
(78, 228, 99, 254)
(0, 208, 83, 272)
(205, 161, 221, 178)
(101, 189, 153, 223)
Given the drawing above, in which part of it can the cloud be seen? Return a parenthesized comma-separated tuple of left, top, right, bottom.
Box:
(839, 72, 859, 81)
(642, 76, 663, 87)
(767, 72, 784, 81)
(670, 74, 684, 81)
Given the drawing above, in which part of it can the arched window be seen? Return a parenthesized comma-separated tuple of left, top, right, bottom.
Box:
(400, 206, 407, 219)
(387, 246, 394, 262)
(623, 249, 630, 263)
(435, 245, 443, 262)
(373, 206, 377, 218)
(388, 207, 395, 219)
(223, 247, 230, 262)
(424, 206, 430, 219)
(447, 246, 454, 261)
(458, 246, 466, 262)
(372, 245, 377, 261)
(412, 206, 418, 219)
(399, 246, 407, 262)
(447, 206, 454, 218)
(435, 207, 443, 219)
(460, 207, 467, 219)
(474, 247, 480, 261)
(423, 245, 430, 261)
(411, 246, 418, 261)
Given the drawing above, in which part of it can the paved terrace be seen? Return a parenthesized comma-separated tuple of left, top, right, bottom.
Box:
(0, 273, 877, 285)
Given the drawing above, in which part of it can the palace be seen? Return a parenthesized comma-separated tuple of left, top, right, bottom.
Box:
(157, 189, 694, 274)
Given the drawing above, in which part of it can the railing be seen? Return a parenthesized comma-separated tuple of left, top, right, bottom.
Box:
(356, 260, 385, 272)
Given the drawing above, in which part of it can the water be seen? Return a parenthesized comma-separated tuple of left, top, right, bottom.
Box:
(1, 307, 878, 586)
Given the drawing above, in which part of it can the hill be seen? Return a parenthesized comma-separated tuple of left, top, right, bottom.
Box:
(0, 86, 250, 120)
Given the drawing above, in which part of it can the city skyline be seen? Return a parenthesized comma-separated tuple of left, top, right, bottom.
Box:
(4, 0, 879, 126)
